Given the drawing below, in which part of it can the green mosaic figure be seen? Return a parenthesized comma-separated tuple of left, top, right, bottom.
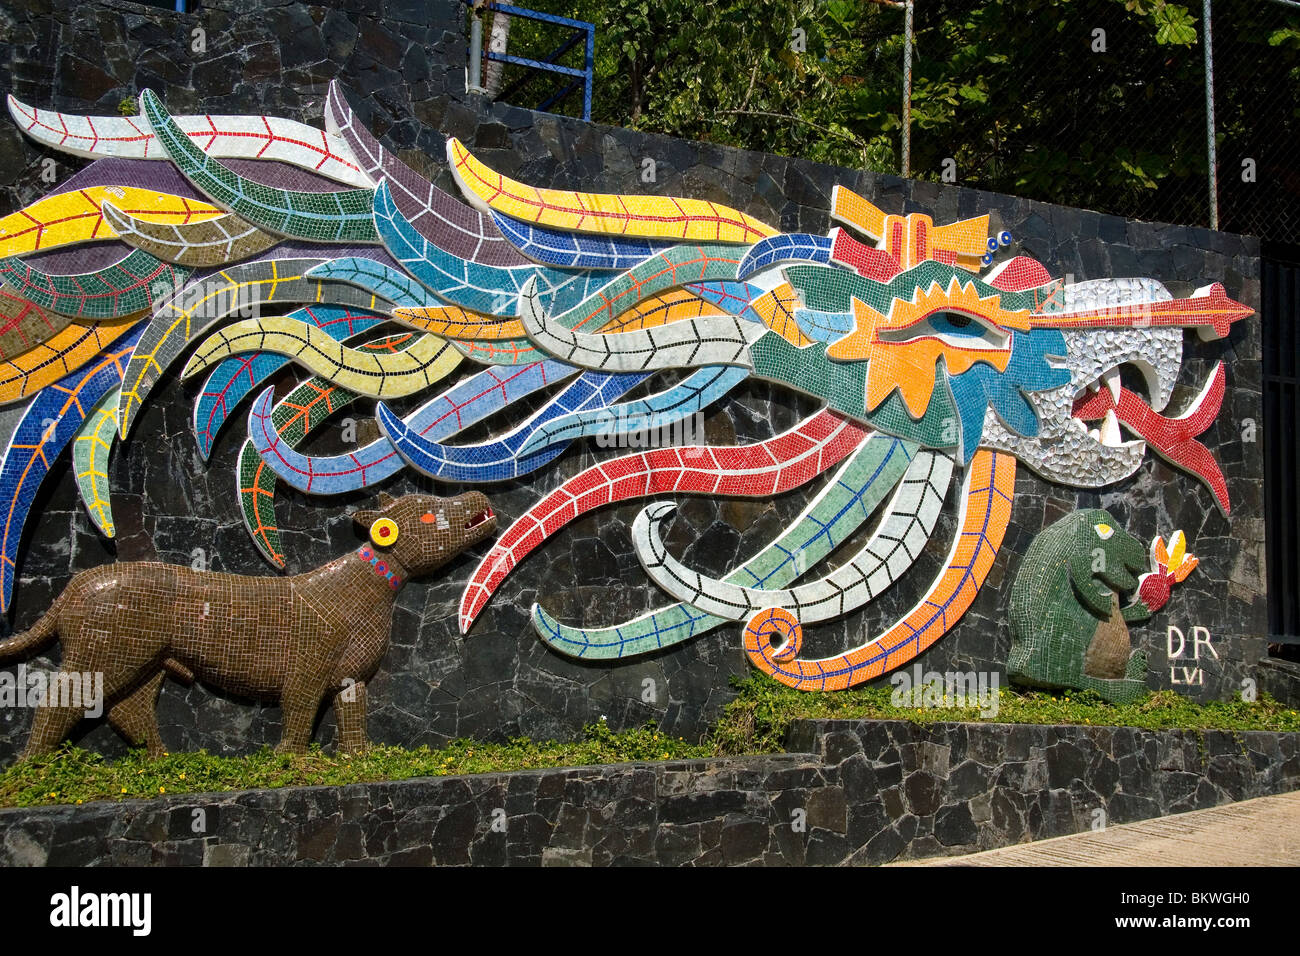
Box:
(1007, 509, 1197, 704)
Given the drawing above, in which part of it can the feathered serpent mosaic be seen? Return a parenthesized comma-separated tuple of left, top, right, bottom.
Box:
(0, 82, 1250, 698)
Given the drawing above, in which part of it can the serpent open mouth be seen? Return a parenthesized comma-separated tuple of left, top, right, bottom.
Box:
(1071, 364, 1151, 451)
(973, 320, 1231, 513)
(1068, 356, 1228, 512)
(465, 507, 495, 530)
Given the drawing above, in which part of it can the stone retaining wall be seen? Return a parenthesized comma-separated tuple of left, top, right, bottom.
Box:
(2, 719, 1295, 866)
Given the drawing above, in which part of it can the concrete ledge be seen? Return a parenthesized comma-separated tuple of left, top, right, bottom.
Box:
(1, 720, 1296, 866)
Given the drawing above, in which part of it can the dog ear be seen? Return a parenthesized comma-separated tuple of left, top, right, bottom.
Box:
(376, 492, 397, 509)
(353, 509, 380, 528)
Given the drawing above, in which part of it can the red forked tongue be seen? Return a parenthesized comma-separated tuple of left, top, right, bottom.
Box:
(1071, 363, 1229, 513)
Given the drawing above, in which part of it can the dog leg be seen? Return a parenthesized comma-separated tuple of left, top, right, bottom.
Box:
(107, 671, 167, 757)
(22, 691, 88, 760)
(334, 681, 368, 754)
(275, 685, 319, 755)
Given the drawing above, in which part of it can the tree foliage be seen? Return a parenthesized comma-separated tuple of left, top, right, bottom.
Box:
(491, 0, 1299, 233)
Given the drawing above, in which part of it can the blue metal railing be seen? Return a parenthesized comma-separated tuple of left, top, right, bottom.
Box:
(129, 0, 190, 11)
(465, 2, 594, 121)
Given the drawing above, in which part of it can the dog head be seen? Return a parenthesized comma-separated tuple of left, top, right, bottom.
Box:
(353, 492, 497, 578)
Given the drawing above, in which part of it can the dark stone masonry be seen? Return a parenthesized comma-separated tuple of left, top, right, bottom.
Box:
(2, 719, 1296, 866)
(0, 0, 1270, 761)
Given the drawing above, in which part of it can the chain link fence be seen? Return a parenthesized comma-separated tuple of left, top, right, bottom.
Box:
(1214, 0, 1300, 243)
(485, 0, 1300, 243)
(905, 0, 1300, 243)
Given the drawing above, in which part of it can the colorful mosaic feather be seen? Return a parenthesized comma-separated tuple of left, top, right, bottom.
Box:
(116, 253, 393, 436)
(539, 244, 743, 334)
(736, 234, 832, 279)
(140, 91, 379, 244)
(637, 450, 953, 624)
(449, 138, 777, 244)
(459, 410, 870, 632)
(185, 317, 461, 399)
(6, 94, 370, 188)
(192, 305, 387, 460)
(372, 182, 605, 316)
(323, 80, 525, 265)
(377, 371, 647, 483)
(0, 248, 189, 320)
(688, 280, 810, 345)
(305, 255, 440, 309)
(530, 433, 915, 659)
(0, 321, 144, 612)
(491, 212, 676, 270)
(245, 360, 576, 495)
(72, 386, 122, 537)
(0, 284, 75, 361)
(102, 202, 278, 267)
(237, 332, 420, 567)
(0, 314, 143, 406)
(517, 276, 761, 372)
(0, 187, 222, 258)
(515, 364, 750, 456)
(744, 451, 1015, 690)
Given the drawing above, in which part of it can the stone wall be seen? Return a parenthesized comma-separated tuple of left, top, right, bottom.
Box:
(1, 719, 1296, 866)
(0, 0, 1267, 760)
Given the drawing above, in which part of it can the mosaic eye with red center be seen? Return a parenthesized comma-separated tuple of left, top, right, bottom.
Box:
(369, 517, 400, 546)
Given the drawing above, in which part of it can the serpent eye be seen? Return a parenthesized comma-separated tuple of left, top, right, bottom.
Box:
(1094, 523, 1114, 540)
(879, 310, 1009, 351)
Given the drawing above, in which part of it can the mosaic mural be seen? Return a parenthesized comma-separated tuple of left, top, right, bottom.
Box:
(0, 82, 1252, 741)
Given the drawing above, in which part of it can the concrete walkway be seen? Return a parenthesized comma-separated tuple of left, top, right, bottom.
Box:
(892, 790, 1300, 866)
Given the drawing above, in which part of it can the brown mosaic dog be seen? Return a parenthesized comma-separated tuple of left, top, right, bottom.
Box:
(0, 492, 496, 760)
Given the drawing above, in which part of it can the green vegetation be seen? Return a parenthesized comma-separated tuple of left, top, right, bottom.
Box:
(483, 0, 1299, 230)
(709, 675, 1300, 755)
(0, 719, 710, 809)
(2, 676, 1296, 808)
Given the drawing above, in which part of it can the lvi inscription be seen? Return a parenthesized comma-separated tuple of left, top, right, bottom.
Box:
(1165, 625, 1219, 687)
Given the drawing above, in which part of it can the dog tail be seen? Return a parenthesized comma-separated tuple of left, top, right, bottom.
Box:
(0, 593, 61, 662)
